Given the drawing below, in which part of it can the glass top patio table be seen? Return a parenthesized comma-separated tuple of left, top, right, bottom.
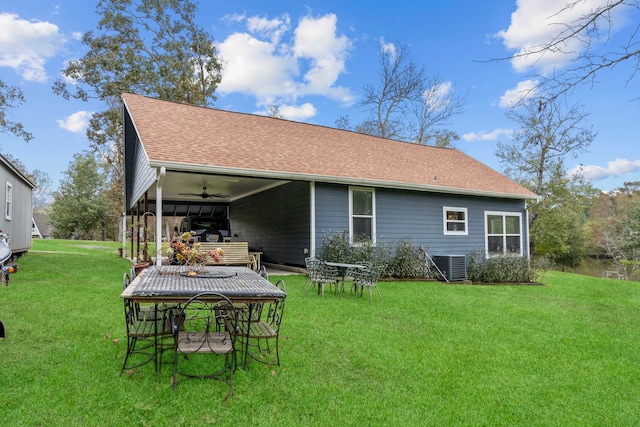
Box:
(325, 262, 365, 269)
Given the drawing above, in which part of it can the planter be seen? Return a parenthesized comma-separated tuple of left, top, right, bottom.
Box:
(133, 262, 150, 275)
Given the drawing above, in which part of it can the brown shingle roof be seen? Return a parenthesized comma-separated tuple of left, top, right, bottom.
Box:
(122, 93, 538, 199)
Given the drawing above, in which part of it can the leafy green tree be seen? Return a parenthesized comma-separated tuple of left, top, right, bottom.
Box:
(50, 152, 108, 240)
(0, 151, 52, 212)
(52, 0, 222, 237)
(533, 166, 595, 269)
(0, 80, 32, 142)
(589, 182, 640, 277)
(496, 96, 596, 257)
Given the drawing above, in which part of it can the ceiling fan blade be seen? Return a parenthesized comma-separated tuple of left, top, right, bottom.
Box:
(178, 186, 228, 199)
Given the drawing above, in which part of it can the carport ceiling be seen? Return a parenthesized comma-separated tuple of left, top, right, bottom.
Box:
(145, 171, 289, 202)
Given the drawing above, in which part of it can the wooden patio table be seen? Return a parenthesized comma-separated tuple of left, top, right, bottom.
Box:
(121, 265, 286, 370)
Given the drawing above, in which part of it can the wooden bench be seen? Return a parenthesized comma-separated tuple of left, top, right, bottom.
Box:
(198, 242, 257, 270)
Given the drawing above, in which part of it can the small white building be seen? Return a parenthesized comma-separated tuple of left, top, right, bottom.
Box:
(0, 153, 35, 255)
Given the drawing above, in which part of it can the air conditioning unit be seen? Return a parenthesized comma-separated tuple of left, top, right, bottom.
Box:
(433, 255, 467, 281)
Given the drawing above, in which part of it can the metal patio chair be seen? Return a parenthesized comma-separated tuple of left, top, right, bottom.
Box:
(352, 265, 384, 304)
(121, 273, 171, 374)
(304, 258, 340, 298)
(171, 292, 239, 399)
(235, 279, 286, 367)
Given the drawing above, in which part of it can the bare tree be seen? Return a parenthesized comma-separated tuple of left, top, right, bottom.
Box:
(495, 0, 640, 100)
(412, 76, 467, 145)
(359, 41, 466, 144)
(496, 97, 596, 196)
(266, 104, 284, 118)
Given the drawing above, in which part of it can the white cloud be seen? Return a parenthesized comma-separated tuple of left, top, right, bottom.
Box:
(221, 12, 246, 25)
(571, 158, 640, 181)
(495, 0, 615, 75)
(216, 13, 354, 116)
(0, 12, 65, 82)
(216, 32, 298, 101)
(247, 14, 291, 44)
(57, 111, 92, 133)
(499, 79, 539, 107)
(271, 103, 317, 121)
(293, 14, 352, 101)
(463, 128, 513, 142)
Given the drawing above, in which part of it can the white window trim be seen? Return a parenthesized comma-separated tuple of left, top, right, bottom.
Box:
(443, 206, 468, 235)
(5, 182, 12, 220)
(484, 211, 523, 257)
(348, 187, 376, 244)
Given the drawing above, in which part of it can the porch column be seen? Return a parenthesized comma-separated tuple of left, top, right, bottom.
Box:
(155, 167, 166, 265)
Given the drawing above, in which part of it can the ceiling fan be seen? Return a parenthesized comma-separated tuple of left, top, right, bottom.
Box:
(178, 186, 228, 199)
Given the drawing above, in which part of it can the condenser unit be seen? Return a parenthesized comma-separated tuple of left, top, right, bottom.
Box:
(433, 255, 467, 282)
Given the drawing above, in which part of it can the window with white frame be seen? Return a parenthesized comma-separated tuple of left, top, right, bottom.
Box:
(443, 207, 468, 235)
(5, 182, 12, 220)
(485, 211, 522, 256)
(349, 187, 375, 242)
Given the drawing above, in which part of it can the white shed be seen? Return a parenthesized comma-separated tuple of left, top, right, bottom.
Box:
(0, 153, 35, 255)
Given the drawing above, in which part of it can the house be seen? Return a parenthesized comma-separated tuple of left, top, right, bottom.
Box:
(32, 213, 54, 239)
(0, 153, 35, 255)
(122, 93, 539, 268)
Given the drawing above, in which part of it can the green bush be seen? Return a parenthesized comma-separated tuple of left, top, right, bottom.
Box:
(387, 240, 434, 279)
(467, 251, 548, 283)
(316, 230, 351, 263)
(317, 232, 433, 278)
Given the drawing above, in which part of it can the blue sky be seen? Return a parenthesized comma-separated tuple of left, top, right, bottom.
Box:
(1, 0, 639, 192)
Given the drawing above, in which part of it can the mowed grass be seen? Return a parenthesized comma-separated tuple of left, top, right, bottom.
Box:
(1, 239, 640, 426)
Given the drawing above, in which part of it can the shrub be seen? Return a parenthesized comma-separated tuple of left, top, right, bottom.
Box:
(387, 240, 433, 279)
(317, 232, 431, 279)
(316, 230, 351, 263)
(467, 251, 548, 283)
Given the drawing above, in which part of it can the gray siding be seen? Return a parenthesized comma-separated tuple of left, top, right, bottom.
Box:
(231, 181, 310, 266)
(131, 138, 157, 210)
(314, 183, 529, 258)
(0, 162, 33, 253)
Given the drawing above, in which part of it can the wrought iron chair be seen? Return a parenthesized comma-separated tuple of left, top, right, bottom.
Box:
(121, 273, 171, 374)
(171, 292, 239, 399)
(352, 265, 384, 303)
(233, 265, 269, 326)
(235, 279, 286, 367)
(304, 258, 340, 298)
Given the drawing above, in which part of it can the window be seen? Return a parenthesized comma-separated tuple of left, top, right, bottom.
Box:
(5, 182, 12, 220)
(443, 207, 468, 235)
(485, 211, 522, 256)
(349, 187, 375, 242)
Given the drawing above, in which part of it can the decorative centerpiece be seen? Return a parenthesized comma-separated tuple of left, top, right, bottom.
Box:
(168, 232, 225, 275)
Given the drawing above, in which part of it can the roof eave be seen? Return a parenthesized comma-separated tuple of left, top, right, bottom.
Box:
(150, 161, 541, 201)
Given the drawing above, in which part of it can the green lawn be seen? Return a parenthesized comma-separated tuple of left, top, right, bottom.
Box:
(1, 239, 639, 426)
